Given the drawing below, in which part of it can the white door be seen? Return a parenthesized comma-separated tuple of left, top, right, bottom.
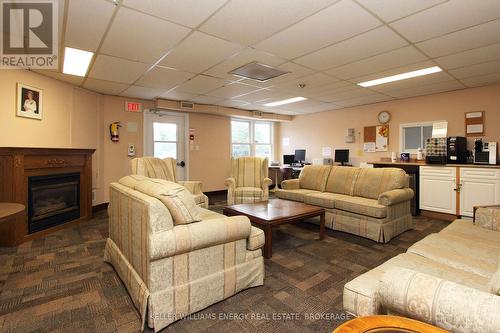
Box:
(144, 112, 187, 180)
(460, 168, 500, 217)
(419, 166, 457, 214)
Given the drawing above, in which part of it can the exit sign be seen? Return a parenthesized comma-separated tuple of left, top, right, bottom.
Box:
(125, 101, 142, 113)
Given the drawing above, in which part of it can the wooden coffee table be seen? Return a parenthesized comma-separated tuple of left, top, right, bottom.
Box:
(223, 199, 325, 259)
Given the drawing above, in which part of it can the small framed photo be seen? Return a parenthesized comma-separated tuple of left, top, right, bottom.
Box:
(16, 83, 43, 120)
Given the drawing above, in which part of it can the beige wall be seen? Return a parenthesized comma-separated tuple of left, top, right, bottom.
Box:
(280, 84, 500, 166)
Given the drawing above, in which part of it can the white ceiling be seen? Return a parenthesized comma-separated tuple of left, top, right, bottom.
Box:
(35, 0, 500, 115)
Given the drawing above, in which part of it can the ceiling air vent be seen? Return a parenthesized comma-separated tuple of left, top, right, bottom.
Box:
(230, 62, 288, 82)
(180, 101, 194, 110)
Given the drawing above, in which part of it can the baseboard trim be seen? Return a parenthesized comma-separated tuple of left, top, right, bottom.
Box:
(92, 202, 109, 214)
(420, 209, 457, 222)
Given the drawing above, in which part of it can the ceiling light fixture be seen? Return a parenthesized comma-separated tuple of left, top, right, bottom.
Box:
(264, 96, 307, 107)
(357, 66, 442, 87)
(63, 47, 94, 77)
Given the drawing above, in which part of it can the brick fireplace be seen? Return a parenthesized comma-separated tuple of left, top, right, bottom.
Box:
(0, 148, 95, 245)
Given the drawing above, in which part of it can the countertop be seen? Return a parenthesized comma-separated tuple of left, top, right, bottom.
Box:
(369, 160, 500, 169)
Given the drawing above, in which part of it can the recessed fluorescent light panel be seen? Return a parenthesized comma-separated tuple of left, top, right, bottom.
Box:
(357, 66, 442, 87)
(63, 47, 94, 77)
(264, 96, 307, 107)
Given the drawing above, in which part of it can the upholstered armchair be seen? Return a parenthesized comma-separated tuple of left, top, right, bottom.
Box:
(225, 157, 272, 205)
(131, 157, 209, 208)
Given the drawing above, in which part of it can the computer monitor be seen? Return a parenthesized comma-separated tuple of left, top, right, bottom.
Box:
(334, 149, 349, 165)
(294, 149, 306, 163)
(283, 154, 295, 165)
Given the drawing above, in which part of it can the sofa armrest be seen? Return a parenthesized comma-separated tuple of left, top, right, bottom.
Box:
(149, 216, 251, 260)
(262, 177, 272, 190)
(281, 178, 300, 190)
(474, 206, 500, 231)
(378, 188, 414, 206)
(379, 267, 500, 333)
(178, 180, 203, 195)
(224, 177, 235, 191)
(247, 227, 264, 250)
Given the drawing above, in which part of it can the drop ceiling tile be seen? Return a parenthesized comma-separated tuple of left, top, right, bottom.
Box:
(316, 87, 380, 102)
(101, 7, 191, 63)
(136, 66, 195, 89)
(219, 99, 251, 108)
(271, 72, 340, 95)
(175, 75, 228, 94)
(351, 60, 436, 83)
(254, 0, 381, 59)
(278, 99, 336, 113)
(391, 0, 500, 43)
(294, 26, 408, 70)
(121, 85, 165, 100)
(449, 59, 500, 79)
(207, 82, 261, 98)
(434, 43, 500, 69)
(327, 46, 427, 80)
(65, 0, 115, 52)
(417, 19, 500, 58)
(190, 95, 223, 105)
(368, 71, 456, 93)
(122, 0, 226, 28)
(34, 70, 85, 86)
(305, 82, 360, 98)
(159, 90, 197, 101)
(204, 47, 286, 80)
(385, 80, 464, 98)
(199, 0, 338, 45)
(334, 93, 393, 107)
(159, 31, 244, 73)
(460, 72, 500, 87)
(236, 89, 280, 103)
(89, 55, 149, 84)
(358, 0, 446, 22)
(83, 78, 129, 95)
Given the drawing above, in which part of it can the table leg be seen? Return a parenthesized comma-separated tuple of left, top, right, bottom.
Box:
(264, 225, 272, 259)
(319, 211, 325, 240)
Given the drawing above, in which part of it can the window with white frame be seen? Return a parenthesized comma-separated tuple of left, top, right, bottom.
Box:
(231, 119, 273, 158)
(399, 122, 434, 153)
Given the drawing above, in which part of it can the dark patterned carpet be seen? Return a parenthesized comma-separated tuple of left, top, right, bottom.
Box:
(0, 194, 448, 333)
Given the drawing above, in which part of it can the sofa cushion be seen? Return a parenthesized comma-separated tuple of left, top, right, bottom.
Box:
(334, 196, 387, 218)
(298, 165, 331, 191)
(234, 187, 263, 198)
(440, 219, 500, 246)
(407, 233, 498, 278)
(488, 264, 500, 295)
(275, 188, 319, 202)
(325, 166, 360, 195)
(304, 192, 351, 209)
(353, 168, 407, 199)
(156, 186, 202, 225)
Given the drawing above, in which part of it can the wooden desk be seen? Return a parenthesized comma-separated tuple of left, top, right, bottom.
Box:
(334, 315, 449, 333)
(0, 203, 25, 247)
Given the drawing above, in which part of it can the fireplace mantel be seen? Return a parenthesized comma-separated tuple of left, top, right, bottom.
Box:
(0, 147, 95, 245)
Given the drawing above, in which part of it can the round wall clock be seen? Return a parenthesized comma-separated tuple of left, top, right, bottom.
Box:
(378, 110, 391, 124)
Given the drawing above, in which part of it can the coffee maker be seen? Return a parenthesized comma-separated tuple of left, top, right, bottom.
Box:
(474, 139, 498, 165)
(447, 136, 467, 163)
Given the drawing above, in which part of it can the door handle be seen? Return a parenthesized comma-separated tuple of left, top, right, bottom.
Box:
(177, 161, 185, 167)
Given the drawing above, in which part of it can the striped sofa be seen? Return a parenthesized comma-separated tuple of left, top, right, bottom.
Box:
(104, 175, 265, 331)
(225, 156, 272, 205)
(275, 165, 414, 243)
(343, 207, 500, 333)
(131, 157, 209, 208)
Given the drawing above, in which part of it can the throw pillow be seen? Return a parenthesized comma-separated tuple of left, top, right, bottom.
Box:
(156, 187, 201, 225)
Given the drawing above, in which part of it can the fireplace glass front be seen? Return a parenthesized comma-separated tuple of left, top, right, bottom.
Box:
(28, 173, 80, 233)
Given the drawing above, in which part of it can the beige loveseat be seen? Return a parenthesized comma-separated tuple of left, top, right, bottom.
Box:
(104, 175, 265, 332)
(344, 206, 500, 333)
(275, 165, 414, 243)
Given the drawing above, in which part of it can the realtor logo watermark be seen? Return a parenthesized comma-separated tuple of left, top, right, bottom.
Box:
(1, 0, 58, 69)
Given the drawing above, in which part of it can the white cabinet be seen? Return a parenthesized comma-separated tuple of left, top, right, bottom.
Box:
(420, 166, 457, 214)
(459, 168, 500, 217)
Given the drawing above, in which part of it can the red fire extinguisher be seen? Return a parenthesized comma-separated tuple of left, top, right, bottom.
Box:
(109, 122, 121, 142)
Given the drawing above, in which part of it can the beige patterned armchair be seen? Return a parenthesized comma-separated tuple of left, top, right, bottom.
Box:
(131, 157, 209, 208)
(224, 157, 272, 205)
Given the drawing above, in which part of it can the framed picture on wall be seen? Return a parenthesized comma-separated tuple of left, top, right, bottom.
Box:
(16, 83, 43, 120)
